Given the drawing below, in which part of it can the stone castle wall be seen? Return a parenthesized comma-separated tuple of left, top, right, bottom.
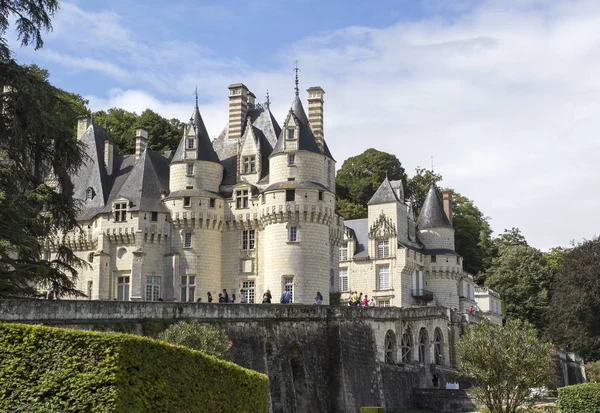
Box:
(0, 300, 463, 413)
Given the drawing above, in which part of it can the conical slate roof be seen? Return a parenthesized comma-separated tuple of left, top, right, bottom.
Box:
(172, 105, 220, 163)
(271, 105, 321, 156)
(291, 95, 309, 124)
(368, 177, 399, 205)
(416, 184, 452, 230)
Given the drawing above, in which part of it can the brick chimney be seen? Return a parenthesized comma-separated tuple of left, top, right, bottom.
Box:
(135, 127, 148, 161)
(77, 116, 92, 139)
(228, 83, 250, 140)
(442, 191, 453, 224)
(307, 86, 325, 151)
(104, 140, 114, 175)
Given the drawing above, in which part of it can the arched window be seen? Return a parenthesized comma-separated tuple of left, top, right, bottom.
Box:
(434, 328, 444, 366)
(401, 330, 412, 364)
(87, 252, 94, 263)
(418, 328, 429, 364)
(384, 330, 397, 364)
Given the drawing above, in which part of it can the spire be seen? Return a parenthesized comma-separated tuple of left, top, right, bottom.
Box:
(194, 86, 199, 109)
(266, 90, 270, 110)
(172, 101, 220, 164)
(416, 184, 452, 230)
(294, 61, 300, 97)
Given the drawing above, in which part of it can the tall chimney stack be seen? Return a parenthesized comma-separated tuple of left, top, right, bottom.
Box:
(77, 116, 92, 139)
(442, 191, 453, 225)
(228, 83, 249, 140)
(307, 86, 325, 151)
(135, 127, 148, 161)
(104, 140, 114, 175)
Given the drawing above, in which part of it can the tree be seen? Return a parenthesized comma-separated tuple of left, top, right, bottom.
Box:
(0, 61, 87, 297)
(458, 319, 555, 413)
(0, 0, 58, 59)
(158, 321, 232, 360)
(546, 237, 600, 361)
(450, 190, 493, 276)
(335, 148, 407, 219)
(92, 108, 183, 155)
(336, 198, 367, 220)
(484, 245, 554, 331)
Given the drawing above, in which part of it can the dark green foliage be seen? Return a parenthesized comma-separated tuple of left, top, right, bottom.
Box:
(405, 167, 442, 215)
(0, 61, 88, 298)
(329, 291, 343, 306)
(556, 383, 600, 413)
(546, 237, 600, 361)
(93, 108, 184, 155)
(485, 245, 554, 331)
(335, 148, 407, 218)
(0, 323, 269, 413)
(0, 0, 58, 59)
(458, 319, 555, 413)
(585, 361, 600, 383)
(360, 407, 384, 413)
(158, 320, 232, 360)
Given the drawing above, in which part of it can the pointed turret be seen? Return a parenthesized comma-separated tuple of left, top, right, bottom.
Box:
(172, 104, 220, 164)
(417, 185, 452, 230)
(368, 176, 399, 205)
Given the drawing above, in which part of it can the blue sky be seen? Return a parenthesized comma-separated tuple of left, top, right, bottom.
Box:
(9, 0, 600, 250)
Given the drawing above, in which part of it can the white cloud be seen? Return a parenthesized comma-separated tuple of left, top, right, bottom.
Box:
(20, 0, 600, 250)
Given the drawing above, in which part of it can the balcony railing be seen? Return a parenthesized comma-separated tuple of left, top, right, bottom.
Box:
(412, 289, 434, 301)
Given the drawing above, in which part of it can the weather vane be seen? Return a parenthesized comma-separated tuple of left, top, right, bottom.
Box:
(294, 60, 300, 96)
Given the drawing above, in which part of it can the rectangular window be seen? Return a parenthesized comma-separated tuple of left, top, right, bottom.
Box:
(286, 189, 295, 202)
(236, 189, 249, 209)
(151, 211, 158, 222)
(145, 276, 161, 301)
(431, 255, 437, 263)
(289, 226, 297, 242)
(377, 240, 389, 258)
(378, 300, 391, 308)
(318, 191, 324, 201)
(117, 276, 130, 301)
(187, 138, 194, 149)
(180, 275, 195, 302)
(286, 128, 295, 140)
(209, 198, 216, 208)
(242, 280, 255, 304)
(339, 268, 349, 291)
(378, 265, 390, 290)
(242, 230, 255, 250)
(288, 154, 295, 165)
(261, 194, 266, 204)
(114, 202, 127, 222)
(186, 163, 194, 176)
(184, 197, 191, 207)
(284, 277, 294, 302)
(183, 231, 192, 248)
(243, 156, 256, 173)
(339, 243, 348, 261)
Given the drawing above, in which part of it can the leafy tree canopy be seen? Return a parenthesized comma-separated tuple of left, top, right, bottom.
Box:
(92, 108, 184, 155)
(485, 243, 554, 332)
(458, 319, 555, 413)
(0, 60, 87, 297)
(546, 237, 600, 361)
(158, 321, 232, 360)
(0, 0, 58, 59)
(405, 166, 442, 216)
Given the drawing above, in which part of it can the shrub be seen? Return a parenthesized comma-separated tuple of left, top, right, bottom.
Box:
(585, 360, 600, 383)
(557, 383, 600, 413)
(0, 323, 268, 412)
(158, 320, 232, 359)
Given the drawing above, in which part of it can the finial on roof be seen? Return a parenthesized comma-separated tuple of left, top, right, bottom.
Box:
(294, 60, 300, 96)
(430, 156, 435, 185)
(266, 89, 270, 110)
(194, 86, 199, 109)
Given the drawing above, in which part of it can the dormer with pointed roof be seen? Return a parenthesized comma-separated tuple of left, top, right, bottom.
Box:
(170, 103, 223, 193)
(416, 184, 455, 251)
(367, 176, 412, 245)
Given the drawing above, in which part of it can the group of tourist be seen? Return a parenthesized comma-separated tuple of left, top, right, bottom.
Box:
(195, 289, 325, 305)
(348, 291, 375, 307)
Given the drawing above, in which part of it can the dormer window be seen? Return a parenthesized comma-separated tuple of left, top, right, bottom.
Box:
(85, 187, 95, 201)
(286, 128, 295, 140)
(114, 202, 127, 222)
(187, 138, 194, 149)
(243, 156, 256, 173)
(236, 189, 249, 209)
(186, 163, 194, 176)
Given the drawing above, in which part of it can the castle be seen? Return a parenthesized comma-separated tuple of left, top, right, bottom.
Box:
(45, 75, 501, 321)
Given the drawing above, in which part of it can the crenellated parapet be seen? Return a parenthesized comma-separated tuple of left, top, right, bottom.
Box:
(170, 210, 224, 231)
(103, 226, 137, 244)
(259, 201, 336, 226)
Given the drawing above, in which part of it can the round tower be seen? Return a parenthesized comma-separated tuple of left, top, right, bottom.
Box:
(168, 103, 224, 301)
(260, 79, 337, 304)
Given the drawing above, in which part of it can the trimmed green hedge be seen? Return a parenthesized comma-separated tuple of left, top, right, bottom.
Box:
(360, 407, 384, 413)
(0, 323, 268, 412)
(557, 383, 600, 413)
